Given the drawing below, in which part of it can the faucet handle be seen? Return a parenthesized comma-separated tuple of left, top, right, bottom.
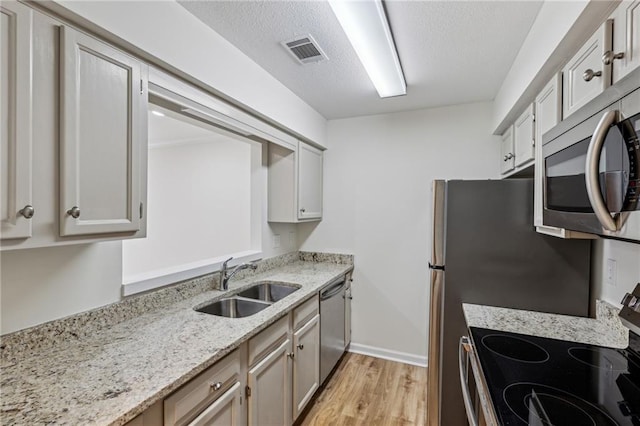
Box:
(222, 257, 233, 269)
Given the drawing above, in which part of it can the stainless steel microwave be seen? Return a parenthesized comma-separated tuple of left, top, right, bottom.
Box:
(542, 71, 640, 243)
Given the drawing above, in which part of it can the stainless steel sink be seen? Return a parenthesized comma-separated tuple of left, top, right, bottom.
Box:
(236, 282, 299, 302)
(196, 297, 270, 318)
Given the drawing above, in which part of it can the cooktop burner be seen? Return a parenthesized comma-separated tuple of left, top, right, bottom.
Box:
(469, 327, 640, 425)
(568, 347, 632, 371)
(482, 334, 550, 363)
(503, 383, 617, 426)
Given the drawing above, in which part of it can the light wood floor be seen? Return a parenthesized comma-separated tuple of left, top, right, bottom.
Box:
(298, 353, 428, 426)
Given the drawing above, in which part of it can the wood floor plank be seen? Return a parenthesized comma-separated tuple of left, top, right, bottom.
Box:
(298, 353, 428, 426)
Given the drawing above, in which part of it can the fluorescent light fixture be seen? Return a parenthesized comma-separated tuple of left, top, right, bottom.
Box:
(329, 0, 406, 98)
(151, 110, 165, 117)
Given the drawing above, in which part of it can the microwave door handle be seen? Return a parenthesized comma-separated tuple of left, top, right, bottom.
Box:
(585, 110, 619, 232)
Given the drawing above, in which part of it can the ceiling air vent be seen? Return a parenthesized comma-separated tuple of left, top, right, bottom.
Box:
(282, 35, 328, 65)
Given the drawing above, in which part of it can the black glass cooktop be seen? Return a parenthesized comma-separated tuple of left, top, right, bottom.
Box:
(469, 327, 640, 425)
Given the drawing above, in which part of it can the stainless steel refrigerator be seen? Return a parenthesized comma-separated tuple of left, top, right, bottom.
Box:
(426, 179, 592, 426)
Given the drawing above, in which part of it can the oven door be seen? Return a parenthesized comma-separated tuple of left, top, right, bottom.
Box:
(543, 106, 640, 240)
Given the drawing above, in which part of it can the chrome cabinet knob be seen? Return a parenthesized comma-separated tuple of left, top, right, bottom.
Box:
(18, 205, 35, 219)
(67, 206, 81, 218)
(602, 50, 624, 65)
(209, 381, 222, 391)
(583, 69, 602, 82)
(287, 352, 295, 359)
(297, 344, 304, 350)
(300, 208, 306, 213)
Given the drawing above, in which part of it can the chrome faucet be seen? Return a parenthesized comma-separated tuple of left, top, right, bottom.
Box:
(219, 257, 258, 290)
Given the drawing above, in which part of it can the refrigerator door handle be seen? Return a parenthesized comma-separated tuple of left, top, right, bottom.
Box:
(428, 262, 445, 271)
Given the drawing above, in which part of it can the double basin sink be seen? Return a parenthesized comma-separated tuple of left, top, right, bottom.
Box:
(196, 282, 299, 318)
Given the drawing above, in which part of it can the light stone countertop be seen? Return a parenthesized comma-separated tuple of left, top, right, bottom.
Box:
(0, 257, 353, 426)
(463, 300, 629, 349)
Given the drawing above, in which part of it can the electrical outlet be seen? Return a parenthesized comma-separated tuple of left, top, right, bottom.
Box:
(273, 234, 281, 249)
(606, 258, 617, 287)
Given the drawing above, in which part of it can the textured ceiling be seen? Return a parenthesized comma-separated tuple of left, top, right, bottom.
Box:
(179, 1, 543, 120)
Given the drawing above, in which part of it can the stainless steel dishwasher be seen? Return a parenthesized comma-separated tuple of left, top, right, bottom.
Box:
(319, 275, 347, 384)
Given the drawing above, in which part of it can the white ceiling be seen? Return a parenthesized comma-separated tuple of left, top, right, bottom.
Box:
(179, 1, 543, 120)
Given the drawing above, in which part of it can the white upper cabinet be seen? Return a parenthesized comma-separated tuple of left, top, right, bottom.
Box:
(562, 20, 613, 118)
(297, 142, 323, 220)
(513, 104, 535, 168)
(500, 125, 515, 175)
(534, 74, 563, 231)
(268, 140, 323, 223)
(59, 26, 147, 236)
(610, 0, 640, 83)
(1, 2, 33, 240)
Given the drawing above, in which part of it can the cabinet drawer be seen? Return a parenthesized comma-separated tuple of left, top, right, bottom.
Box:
(248, 315, 289, 366)
(293, 295, 319, 331)
(164, 350, 241, 426)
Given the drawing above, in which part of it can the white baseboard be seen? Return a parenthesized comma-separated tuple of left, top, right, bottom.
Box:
(348, 342, 428, 367)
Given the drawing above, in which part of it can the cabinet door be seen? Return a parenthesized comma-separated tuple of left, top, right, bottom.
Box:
(513, 104, 535, 168)
(611, 0, 640, 83)
(297, 142, 322, 220)
(1, 2, 33, 239)
(59, 25, 147, 236)
(563, 20, 613, 118)
(500, 126, 515, 175)
(188, 382, 242, 426)
(345, 282, 352, 347)
(534, 74, 562, 229)
(248, 339, 292, 426)
(292, 315, 320, 420)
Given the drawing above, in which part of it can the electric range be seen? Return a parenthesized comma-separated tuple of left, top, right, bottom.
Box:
(469, 327, 640, 426)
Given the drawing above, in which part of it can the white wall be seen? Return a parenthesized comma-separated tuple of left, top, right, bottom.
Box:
(592, 239, 640, 308)
(48, 0, 327, 146)
(299, 102, 500, 364)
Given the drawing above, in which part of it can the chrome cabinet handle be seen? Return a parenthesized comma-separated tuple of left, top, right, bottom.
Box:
(18, 205, 35, 219)
(585, 110, 619, 232)
(504, 153, 514, 160)
(602, 50, 624, 65)
(287, 352, 295, 359)
(459, 336, 479, 426)
(66, 206, 81, 218)
(583, 69, 602, 82)
(297, 344, 304, 350)
(209, 381, 222, 391)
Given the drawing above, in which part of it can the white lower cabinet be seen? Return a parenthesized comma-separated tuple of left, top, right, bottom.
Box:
(292, 315, 320, 419)
(189, 382, 243, 426)
(247, 338, 292, 426)
(164, 349, 242, 426)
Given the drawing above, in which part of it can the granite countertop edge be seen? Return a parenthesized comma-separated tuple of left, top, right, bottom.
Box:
(462, 300, 629, 349)
(0, 258, 354, 426)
